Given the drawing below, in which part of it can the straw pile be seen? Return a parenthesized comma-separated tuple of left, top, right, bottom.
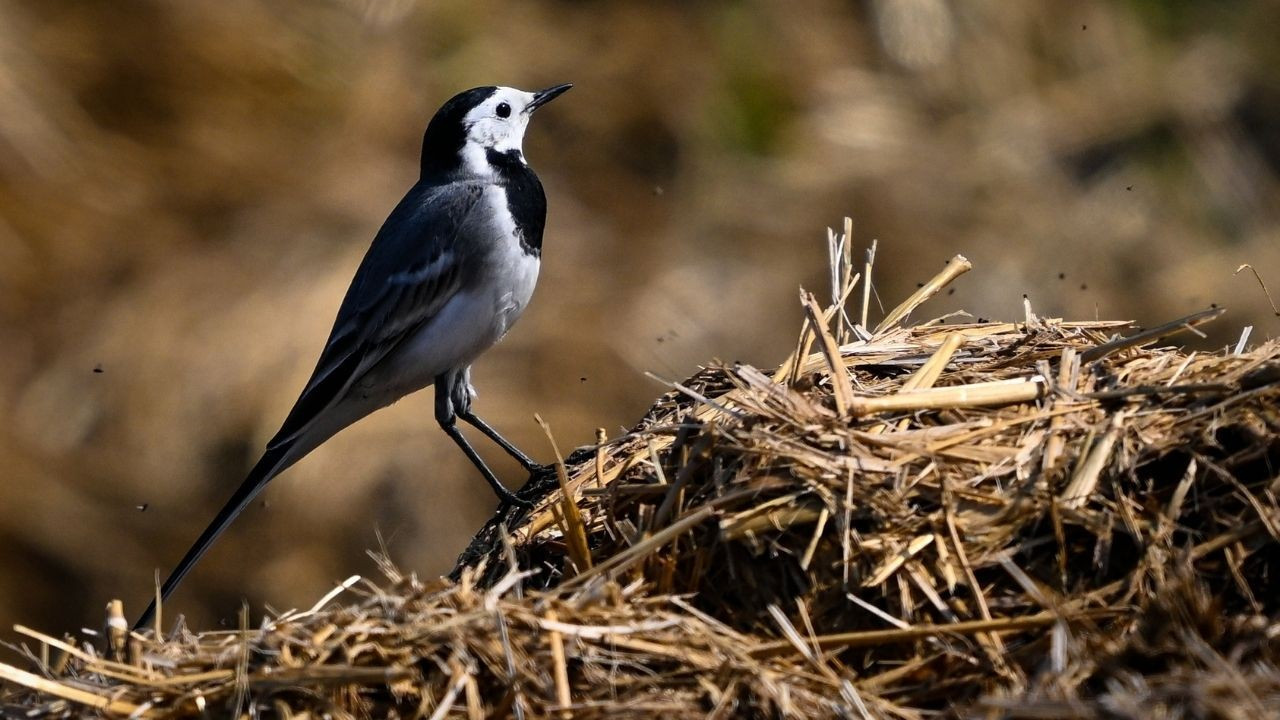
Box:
(3, 233, 1279, 718)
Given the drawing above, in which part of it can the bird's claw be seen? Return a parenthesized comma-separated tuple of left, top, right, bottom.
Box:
(499, 491, 535, 510)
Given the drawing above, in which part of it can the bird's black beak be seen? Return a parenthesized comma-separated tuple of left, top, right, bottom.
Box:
(527, 83, 573, 113)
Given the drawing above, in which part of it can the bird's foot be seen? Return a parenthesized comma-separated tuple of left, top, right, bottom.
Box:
(523, 460, 553, 477)
(496, 485, 535, 510)
(499, 464, 559, 511)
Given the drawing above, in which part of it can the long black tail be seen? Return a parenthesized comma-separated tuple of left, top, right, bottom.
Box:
(133, 441, 294, 631)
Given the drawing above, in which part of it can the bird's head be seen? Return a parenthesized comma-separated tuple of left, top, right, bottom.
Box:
(420, 84, 572, 179)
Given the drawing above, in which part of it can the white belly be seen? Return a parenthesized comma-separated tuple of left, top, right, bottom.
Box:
(360, 189, 541, 398)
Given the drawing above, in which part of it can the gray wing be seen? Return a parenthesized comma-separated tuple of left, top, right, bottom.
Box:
(267, 180, 486, 449)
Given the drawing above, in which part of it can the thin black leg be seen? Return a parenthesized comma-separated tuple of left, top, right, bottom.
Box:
(440, 421, 532, 508)
(435, 371, 532, 508)
(458, 410, 540, 472)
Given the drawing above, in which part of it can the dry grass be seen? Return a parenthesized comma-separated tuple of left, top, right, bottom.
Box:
(3, 229, 1279, 718)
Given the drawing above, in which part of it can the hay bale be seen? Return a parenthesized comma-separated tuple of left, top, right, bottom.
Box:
(3, 247, 1278, 718)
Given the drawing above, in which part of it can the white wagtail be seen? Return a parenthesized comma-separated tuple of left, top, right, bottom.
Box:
(135, 83, 572, 630)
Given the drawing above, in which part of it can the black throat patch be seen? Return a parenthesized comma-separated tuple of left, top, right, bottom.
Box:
(486, 148, 547, 256)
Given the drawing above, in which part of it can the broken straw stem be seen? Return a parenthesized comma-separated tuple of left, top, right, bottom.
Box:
(849, 376, 1045, 416)
(1079, 307, 1224, 363)
(874, 254, 972, 334)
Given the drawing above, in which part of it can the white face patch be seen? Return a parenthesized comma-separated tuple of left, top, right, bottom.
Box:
(459, 87, 536, 175)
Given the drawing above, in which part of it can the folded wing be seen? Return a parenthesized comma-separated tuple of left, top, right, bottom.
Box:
(268, 181, 486, 449)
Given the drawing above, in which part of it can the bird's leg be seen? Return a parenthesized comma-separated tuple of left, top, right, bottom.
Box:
(441, 422, 531, 508)
(457, 410, 540, 473)
(436, 373, 532, 508)
(450, 367, 540, 472)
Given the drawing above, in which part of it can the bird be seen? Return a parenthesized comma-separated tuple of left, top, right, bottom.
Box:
(134, 83, 573, 631)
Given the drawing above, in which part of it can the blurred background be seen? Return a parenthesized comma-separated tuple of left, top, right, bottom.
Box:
(1, 0, 1278, 633)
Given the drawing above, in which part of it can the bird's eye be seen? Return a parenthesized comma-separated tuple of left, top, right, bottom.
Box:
(496, 102, 511, 119)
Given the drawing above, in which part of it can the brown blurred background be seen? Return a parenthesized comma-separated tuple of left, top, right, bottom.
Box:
(1, 0, 1278, 633)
